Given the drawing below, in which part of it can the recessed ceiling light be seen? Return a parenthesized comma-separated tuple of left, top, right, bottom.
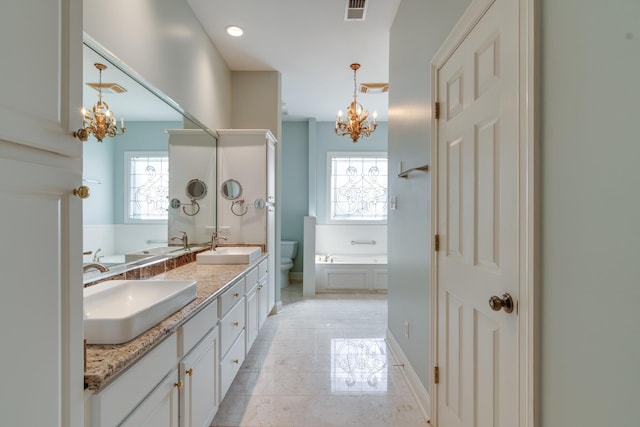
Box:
(225, 25, 244, 37)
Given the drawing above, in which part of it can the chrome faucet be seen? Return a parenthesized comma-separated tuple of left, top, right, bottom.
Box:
(83, 263, 109, 273)
(170, 231, 189, 250)
(210, 232, 228, 251)
(92, 248, 103, 262)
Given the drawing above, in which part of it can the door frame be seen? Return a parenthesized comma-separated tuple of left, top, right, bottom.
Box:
(429, 0, 539, 426)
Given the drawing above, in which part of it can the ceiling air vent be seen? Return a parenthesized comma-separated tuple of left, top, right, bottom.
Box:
(85, 82, 128, 94)
(345, 0, 367, 21)
(360, 83, 389, 94)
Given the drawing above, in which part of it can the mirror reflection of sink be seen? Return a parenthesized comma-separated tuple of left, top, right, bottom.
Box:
(84, 280, 197, 344)
(196, 246, 262, 265)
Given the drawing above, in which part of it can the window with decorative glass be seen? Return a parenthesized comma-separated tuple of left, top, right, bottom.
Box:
(328, 153, 388, 223)
(124, 152, 169, 222)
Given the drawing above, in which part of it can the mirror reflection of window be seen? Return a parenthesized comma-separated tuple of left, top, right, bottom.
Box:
(125, 151, 169, 222)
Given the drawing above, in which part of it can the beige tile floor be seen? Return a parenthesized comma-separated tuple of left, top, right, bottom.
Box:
(212, 283, 429, 427)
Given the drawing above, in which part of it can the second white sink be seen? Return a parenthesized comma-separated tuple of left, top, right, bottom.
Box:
(84, 279, 197, 344)
(196, 246, 262, 265)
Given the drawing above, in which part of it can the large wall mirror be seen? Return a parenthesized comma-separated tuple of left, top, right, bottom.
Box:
(81, 42, 217, 273)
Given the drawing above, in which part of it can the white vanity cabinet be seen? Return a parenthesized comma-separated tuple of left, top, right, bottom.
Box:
(87, 262, 272, 426)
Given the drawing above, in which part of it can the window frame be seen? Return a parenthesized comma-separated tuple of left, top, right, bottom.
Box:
(123, 151, 169, 224)
(326, 151, 388, 225)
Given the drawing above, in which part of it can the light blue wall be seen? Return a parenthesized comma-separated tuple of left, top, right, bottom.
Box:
(314, 122, 388, 224)
(281, 121, 309, 272)
(540, 1, 640, 425)
(388, 0, 470, 388)
(83, 139, 115, 225)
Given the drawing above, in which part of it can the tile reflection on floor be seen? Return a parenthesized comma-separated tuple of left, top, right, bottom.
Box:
(212, 283, 429, 427)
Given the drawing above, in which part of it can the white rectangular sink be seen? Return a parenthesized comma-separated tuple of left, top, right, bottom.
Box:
(84, 280, 197, 344)
(196, 246, 262, 265)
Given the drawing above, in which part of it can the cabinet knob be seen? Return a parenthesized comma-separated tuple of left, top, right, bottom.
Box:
(233, 359, 239, 364)
(174, 379, 183, 389)
(233, 321, 239, 327)
(73, 185, 90, 199)
(186, 368, 194, 377)
(234, 292, 239, 297)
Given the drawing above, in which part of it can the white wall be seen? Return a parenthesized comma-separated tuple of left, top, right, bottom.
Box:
(168, 130, 218, 245)
(540, 1, 640, 425)
(387, 0, 470, 387)
(83, 0, 232, 131)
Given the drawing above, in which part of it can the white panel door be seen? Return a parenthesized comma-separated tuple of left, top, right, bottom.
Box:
(435, 0, 519, 426)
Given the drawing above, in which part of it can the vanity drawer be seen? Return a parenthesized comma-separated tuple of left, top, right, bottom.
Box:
(245, 266, 259, 290)
(220, 330, 245, 397)
(258, 258, 268, 278)
(219, 277, 245, 316)
(219, 297, 245, 357)
(177, 299, 218, 357)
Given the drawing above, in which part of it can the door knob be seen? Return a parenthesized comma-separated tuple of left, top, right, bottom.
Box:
(488, 293, 514, 313)
(73, 185, 90, 199)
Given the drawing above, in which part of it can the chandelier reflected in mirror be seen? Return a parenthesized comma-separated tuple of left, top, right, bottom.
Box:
(74, 63, 126, 142)
(334, 63, 377, 143)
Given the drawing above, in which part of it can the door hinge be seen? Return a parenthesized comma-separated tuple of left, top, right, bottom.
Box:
(434, 366, 440, 384)
(434, 102, 441, 120)
(434, 234, 440, 252)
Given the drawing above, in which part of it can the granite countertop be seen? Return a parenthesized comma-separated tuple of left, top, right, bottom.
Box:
(84, 257, 265, 391)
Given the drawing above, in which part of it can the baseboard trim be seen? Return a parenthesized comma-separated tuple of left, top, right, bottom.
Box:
(386, 329, 431, 422)
(289, 271, 303, 282)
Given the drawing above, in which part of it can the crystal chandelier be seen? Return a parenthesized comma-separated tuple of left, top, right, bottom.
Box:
(74, 63, 125, 142)
(334, 63, 377, 143)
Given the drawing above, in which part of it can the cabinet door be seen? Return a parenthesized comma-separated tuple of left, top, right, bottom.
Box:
(120, 369, 180, 427)
(0, 151, 83, 426)
(258, 276, 270, 330)
(181, 329, 218, 427)
(0, 0, 82, 157)
(245, 288, 259, 352)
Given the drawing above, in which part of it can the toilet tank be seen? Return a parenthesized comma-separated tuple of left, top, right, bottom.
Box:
(280, 240, 298, 259)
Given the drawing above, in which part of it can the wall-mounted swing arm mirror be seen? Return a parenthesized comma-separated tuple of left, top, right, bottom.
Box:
(221, 179, 242, 200)
(186, 179, 207, 200)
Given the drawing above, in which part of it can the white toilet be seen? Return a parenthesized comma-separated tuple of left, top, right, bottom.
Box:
(280, 240, 298, 288)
